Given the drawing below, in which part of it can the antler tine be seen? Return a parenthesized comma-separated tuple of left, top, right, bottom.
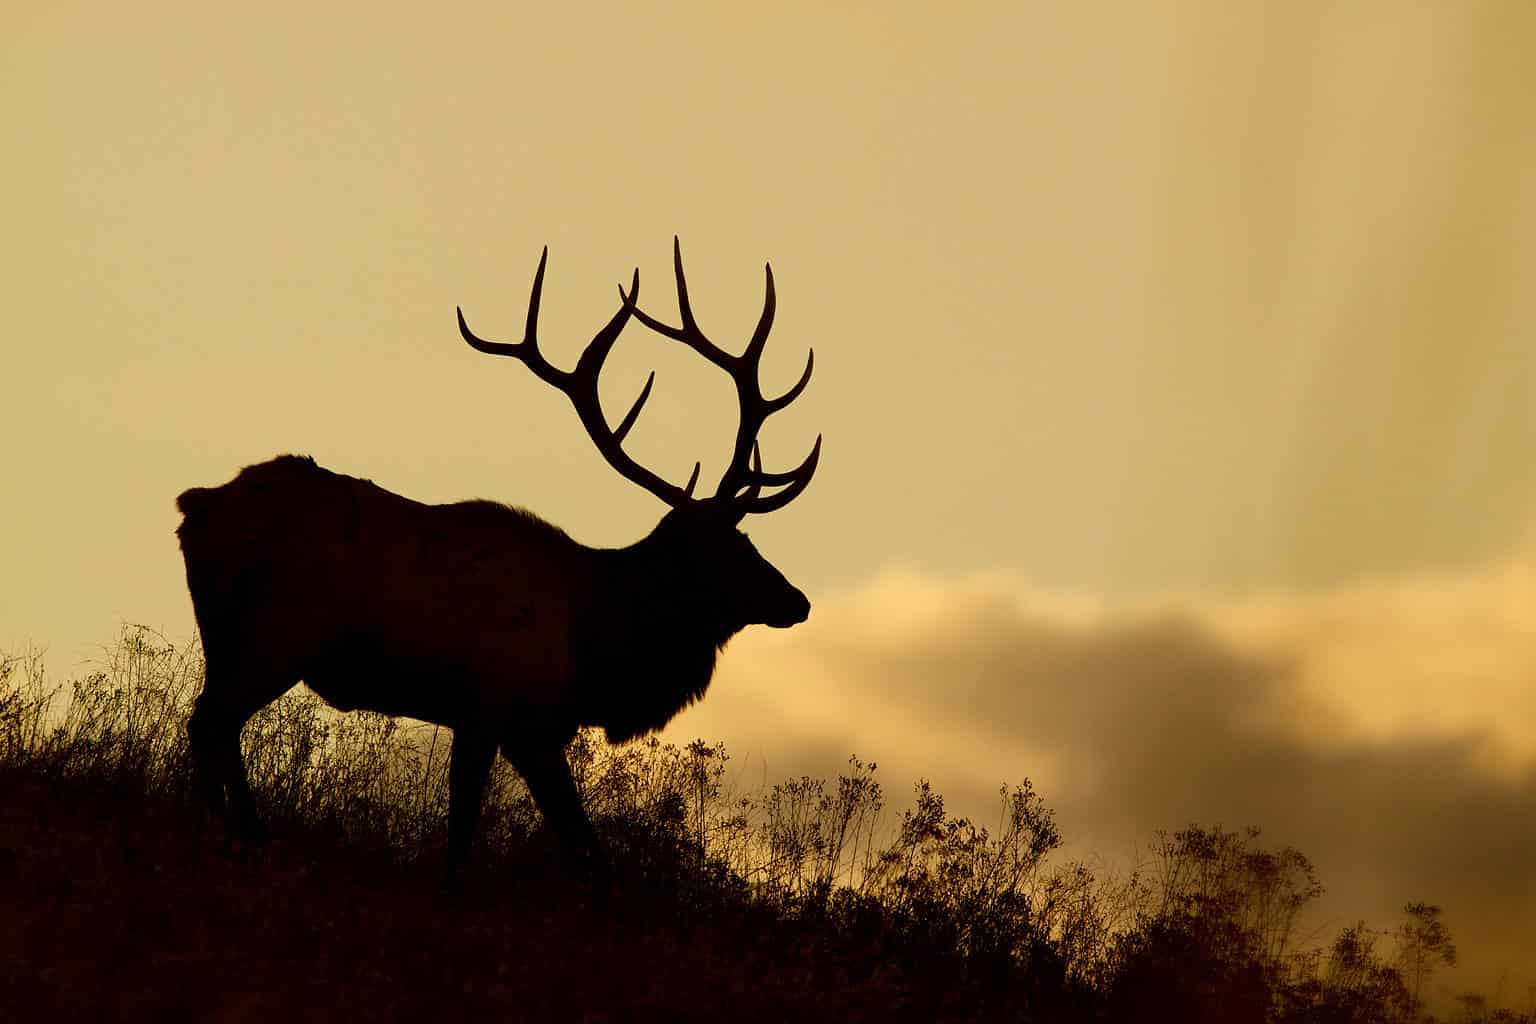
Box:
(734, 441, 766, 505)
(460, 251, 695, 508)
(730, 437, 817, 499)
(627, 237, 741, 372)
(711, 255, 815, 509)
(611, 370, 655, 446)
(741, 262, 775, 368)
(623, 237, 819, 519)
(672, 235, 704, 340)
(744, 435, 822, 486)
(765, 348, 815, 414)
(457, 247, 569, 390)
(733, 436, 822, 516)
(523, 245, 549, 354)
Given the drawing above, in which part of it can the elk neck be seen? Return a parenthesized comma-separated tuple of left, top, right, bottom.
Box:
(572, 515, 745, 744)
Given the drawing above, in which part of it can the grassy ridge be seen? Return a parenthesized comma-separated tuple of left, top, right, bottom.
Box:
(0, 628, 1515, 1022)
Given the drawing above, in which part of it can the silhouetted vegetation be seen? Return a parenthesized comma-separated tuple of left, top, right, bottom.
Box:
(1, 627, 1528, 1022)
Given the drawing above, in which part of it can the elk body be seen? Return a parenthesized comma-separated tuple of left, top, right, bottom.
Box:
(177, 240, 819, 883)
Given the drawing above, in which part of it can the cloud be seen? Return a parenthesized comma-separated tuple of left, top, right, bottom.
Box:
(664, 544, 1536, 999)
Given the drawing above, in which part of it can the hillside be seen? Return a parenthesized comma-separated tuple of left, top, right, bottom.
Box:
(0, 629, 1509, 1023)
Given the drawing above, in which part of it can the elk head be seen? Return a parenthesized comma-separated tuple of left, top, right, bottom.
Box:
(455, 238, 820, 634)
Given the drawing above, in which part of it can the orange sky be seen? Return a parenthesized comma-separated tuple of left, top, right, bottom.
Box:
(6, 0, 1536, 1004)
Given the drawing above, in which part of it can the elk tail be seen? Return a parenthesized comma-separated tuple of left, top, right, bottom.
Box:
(176, 486, 216, 517)
(174, 483, 243, 648)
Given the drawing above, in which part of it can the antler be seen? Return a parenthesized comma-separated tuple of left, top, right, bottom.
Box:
(623, 237, 820, 522)
(458, 242, 819, 520)
(456, 248, 696, 508)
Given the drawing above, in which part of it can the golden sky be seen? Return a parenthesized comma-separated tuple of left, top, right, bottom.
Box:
(6, 0, 1536, 1002)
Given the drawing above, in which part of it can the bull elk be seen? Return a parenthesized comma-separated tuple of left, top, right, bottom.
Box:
(176, 239, 819, 884)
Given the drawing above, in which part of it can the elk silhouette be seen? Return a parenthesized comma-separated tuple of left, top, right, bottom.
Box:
(176, 239, 819, 884)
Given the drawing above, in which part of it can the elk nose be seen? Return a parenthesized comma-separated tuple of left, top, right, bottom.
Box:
(772, 588, 811, 627)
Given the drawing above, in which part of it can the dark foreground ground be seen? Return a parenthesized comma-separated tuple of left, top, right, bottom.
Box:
(1, 775, 992, 1024)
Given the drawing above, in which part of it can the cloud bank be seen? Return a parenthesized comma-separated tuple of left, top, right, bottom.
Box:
(666, 539, 1536, 998)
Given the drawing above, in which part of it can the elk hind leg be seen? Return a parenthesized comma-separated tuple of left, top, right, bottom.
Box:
(188, 663, 294, 849)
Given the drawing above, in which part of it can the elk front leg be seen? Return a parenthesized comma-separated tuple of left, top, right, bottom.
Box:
(504, 738, 608, 879)
(444, 727, 497, 890)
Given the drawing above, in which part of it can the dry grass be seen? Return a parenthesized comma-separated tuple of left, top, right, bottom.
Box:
(1, 627, 1522, 1023)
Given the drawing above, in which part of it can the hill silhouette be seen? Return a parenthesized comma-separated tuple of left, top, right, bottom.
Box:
(0, 628, 1516, 1022)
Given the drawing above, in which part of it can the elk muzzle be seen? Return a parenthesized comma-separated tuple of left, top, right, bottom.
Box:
(764, 585, 811, 628)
